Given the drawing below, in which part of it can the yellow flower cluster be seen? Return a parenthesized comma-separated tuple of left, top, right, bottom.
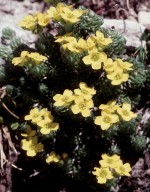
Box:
(94, 101, 137, 130)
(46, 151, 61, 164)
(21, 125, 44, 157)
(92, 153, 132, 184)
(45, 152, 68, 164)
(24, 107, 59, 135)
(55, 30, 133, 85)
(53, 82, 96, 117)
(18, 12, 51, 31)
(105, 58, 133, 85)
(12, 51, 48, 66)
(55, 31, 111, 69)
(47, 3, 86, 24)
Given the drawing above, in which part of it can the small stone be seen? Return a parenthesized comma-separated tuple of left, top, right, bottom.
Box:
(138, 11, 150, 29)
(103, 19, 145, 48)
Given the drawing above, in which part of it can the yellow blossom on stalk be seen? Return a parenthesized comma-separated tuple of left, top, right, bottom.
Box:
(86, 37, 96, 51)
(82, 49, 107, 70)
(71, 96, 94, 117)
(107, 69, 129, 85)
(60, 7, 83, 24)
(53, 89, 75, 107)
(103, 58, 117, 72)
(24, 107, 44, 124)
(40, 109, 54, 120)
(28, 52, 48, 64)
(37, 117, 59, 135)
(114, 161, 132, 176)
(36, 13, 51, 27)
(21, 125, 36, 137)
(74, 82, 96, 100)
(92, 31, 112, 47)
(117, 103, 137, 121)
(114, 58, 133, 71)
(47, 3, 72, 21)
(99, 100, 119, 113)
(92, 167, 113, 184)
(18, 15, 37, 30)
(94, 111, 119, 130)
(21, 136, 43, 157)
(47, 6, 60, 20)
(99, 154, 120, 169)
(65, 38, 87, 53)
(12, 51, 29, 66)
(46, 151, 60, 164)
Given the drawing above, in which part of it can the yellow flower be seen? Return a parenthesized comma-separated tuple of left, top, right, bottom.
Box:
(99, 100, 119, 113)
(18, 15, 37, 30)
(60, 7, 83, 23)
(66, 38, 87, 53)
(21, 125, 36, 137)
(12, 51, 29, 66)
(82, 49, 107, 70)
(74, 82, 96, 100)
(71, 96, 94, 117)
(94, 111, 119, 130)
(99, 154, 120, 169)
(92, 167, 113, 184)
(37, 117, 59, 135)
(28, 52, 48, 64)
(47, 6, 59, 20)
(103, 58, 117, 72)
(107, 69, 129, 85)
(53, 89, 75, 107)
(36, 13, 51, 27)
(114, 58, 133, 71)
(24, 107, 44, 124)
(92, 31, 112, 47)
(114, 161, 131, 176)
(40, 108, 54, 120)
(47, 3, 73, 21)
(46, 151, 60, 163)
(86, 37, 96, 51)
(21, 136, 43, 157)
(117, 103, 137, 121)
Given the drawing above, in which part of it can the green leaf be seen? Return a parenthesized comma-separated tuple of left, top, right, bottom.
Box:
(10, 122, 19, 130)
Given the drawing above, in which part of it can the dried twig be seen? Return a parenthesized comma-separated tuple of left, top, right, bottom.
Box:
(116, 7, 129, 19)
(3, 159, 23, 171)
(0, 86, 19, 119)
(126, 0, 130, 11)
(2, 126, 18, 155)
(0, 129, 6, 174)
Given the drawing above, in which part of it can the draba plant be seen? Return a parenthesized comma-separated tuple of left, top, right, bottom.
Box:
(0, 1, 150, 191)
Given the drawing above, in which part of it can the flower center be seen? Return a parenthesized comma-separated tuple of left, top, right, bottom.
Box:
(107, 158, 113, 164)
(79, 102, 86, 110)
(99, 170, 107, 178)
(122, 110, 129, 116)
(62, 96, 69, 102)
(91, 53, 99, 61)
(44, 123, 50, 129)
(103, 116, 111, 123)
(81, 89, 88, 95)
(67, 13, 75, 19)
(114, 74, 122, 80)
(33, 114, 40, 118)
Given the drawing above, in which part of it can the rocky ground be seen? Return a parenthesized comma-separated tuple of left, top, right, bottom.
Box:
(0, 0, 150, 192)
